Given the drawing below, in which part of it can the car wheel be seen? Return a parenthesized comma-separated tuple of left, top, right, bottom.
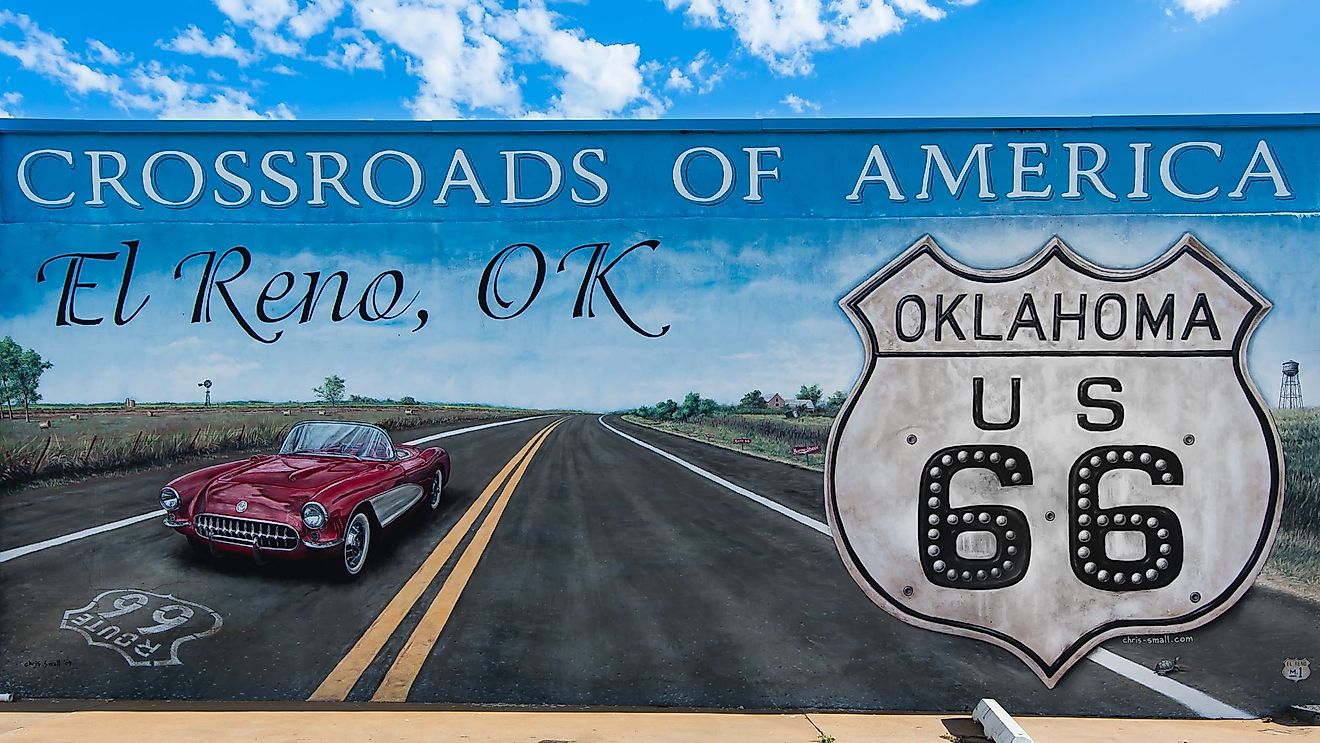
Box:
(341, 511, 372, 577)
(428, 473, 444, 510)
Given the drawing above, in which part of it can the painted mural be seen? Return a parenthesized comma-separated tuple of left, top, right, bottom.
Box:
(0, 116, 1317, 717)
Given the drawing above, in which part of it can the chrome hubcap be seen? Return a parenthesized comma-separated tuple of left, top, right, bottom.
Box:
(344, 514, 369, 573)
(430, 475, 442, 507)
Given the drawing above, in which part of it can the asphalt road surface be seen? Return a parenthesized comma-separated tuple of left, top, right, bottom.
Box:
(1, 414, 1316, 716)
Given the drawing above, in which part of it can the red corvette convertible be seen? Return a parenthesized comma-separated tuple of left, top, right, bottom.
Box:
(160, 420, 450, 577)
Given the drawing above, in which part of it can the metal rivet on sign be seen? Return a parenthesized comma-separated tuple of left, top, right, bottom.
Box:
(906, 434, 918, 445)
(1184, 434, 1195, 446)
(1045, 511, 1056, 522)
(902, 585, 914, 597)
(1190, 592, 1202, 603)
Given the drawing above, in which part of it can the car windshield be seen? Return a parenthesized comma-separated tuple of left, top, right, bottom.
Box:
(279, 422, 394, 461)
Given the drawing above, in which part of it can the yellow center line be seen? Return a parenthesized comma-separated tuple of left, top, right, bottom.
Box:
(371, 417, 565, 702)
(308, 417, 564, 702)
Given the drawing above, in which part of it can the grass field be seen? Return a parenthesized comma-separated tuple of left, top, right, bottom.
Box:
(628, 408, 1320, 597)
(0, 403, 533, 489)
(623, 412, 833, 470)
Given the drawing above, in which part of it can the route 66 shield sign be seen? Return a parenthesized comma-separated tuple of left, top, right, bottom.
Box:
(59, 589, 223, 667)
(825, 234, 1283, 687)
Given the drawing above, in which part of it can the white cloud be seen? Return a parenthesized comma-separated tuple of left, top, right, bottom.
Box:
(829, 0, 903, 47)
(664, 0, 968, 75)
(684, 49, 728, 93)
(0, 12, 294, 119)
(8, 1, 665, 121)
(780, 92, 819, 113)
(499, 3, 648, 118)
(86, 39, 130, 65)
(134, 62, 294, 118)
(666, 67, 693, 92)
(0, 11, 124, 96)
(1169, 0, 1234, 20)
(163, 26, 259, 66)
(289, 0, 347, 38)
(319, 26, 383, 71)
(215, 0, 297, 31)
(270, 62, 298, 75)
(352, 0, 522, 117)
(0, 91, 20, 117)
(345, 0, 659, 119)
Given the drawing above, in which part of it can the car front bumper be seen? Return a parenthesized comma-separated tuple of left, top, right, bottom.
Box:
(165, 516, 343, 560)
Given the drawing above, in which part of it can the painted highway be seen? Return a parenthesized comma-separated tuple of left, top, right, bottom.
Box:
(1, 415, 1316, 716)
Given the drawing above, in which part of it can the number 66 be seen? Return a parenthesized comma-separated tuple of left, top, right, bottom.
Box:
(918, 444, 1183, 591)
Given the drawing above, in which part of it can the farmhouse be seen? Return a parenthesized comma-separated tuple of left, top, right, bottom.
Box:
(767, 393, 815, 412)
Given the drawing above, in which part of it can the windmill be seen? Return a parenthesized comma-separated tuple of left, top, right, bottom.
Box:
(198, 379, 213, 407)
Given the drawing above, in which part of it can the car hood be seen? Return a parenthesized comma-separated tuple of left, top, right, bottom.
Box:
(202, 455, 375, 511)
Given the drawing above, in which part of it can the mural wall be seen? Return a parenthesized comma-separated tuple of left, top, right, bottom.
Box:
(0, 116, 1317, 716)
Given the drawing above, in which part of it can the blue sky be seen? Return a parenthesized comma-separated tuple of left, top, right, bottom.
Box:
(0, 0, 1315, 121)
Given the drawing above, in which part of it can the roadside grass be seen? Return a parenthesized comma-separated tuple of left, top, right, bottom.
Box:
(622, 412, 832, 470)
(1265, 408, 1320, 597)
(626, 407, 1320, 596)
(0, 404, 530, 490)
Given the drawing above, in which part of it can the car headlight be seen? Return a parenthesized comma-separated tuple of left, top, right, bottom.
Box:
(302, 502, 328, 530)
(160, 487, 181, 511)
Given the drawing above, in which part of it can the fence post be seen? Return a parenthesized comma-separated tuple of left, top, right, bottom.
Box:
(33, 435, 51, 474)
(131, 429, 144, 457)
(84, 435, 98, 466)
(190, 428, 201, 449)
(239, 424, 246, 445)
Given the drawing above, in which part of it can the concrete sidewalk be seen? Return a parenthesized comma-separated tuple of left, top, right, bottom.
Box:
(0, 710, 1316, 742)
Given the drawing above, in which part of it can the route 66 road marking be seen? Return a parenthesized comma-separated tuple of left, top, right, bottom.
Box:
(59, 589, 222, 667)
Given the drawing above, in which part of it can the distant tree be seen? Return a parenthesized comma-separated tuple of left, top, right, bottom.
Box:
(0, 336, 20, 419)
(12, 347, 52, 422)
(739, 389, 767, 410)
(654, 398, 679, 420)
(677, 391, 703, 420)
(313, 375, 347, 406)
(798, 384, 823, 406)
(697, 397, 721, 417)
(825, 390, 847, 411)
(399, 395, 419, 406)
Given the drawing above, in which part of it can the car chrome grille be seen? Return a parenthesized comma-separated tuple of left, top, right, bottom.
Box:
(195, 514, 298, 550)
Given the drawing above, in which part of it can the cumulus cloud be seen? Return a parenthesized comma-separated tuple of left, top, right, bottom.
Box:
(0, 11, 294, 119)
(163, 26, 259, 65)
(666, 67, 694, 92)
(499, 3, 648, 118)
(86, 39, 130, 65)
(7, 1, 665, 121)
(319, 26, 383, 71)
(352, 0, 523, 117)
(0, 11, 124, 96)
(342, 0, 660, 119)
(780, 92, 819, 113)
(0, 91, 21, 117)
(1168, 0, 1234, 20)
(663, 0, 970, 75)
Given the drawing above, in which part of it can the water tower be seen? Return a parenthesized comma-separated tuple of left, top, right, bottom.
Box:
(1280, 361, 1303, 409)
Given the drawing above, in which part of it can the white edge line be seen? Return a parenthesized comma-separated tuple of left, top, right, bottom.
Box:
(0, 415, 550, 565)
(598, 415, 829, 536)
(0, 509, 167, 564)
(1087, 648, 1251, 719)
(598, 415, 1253, 720)
(403, 414, 550, 445)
